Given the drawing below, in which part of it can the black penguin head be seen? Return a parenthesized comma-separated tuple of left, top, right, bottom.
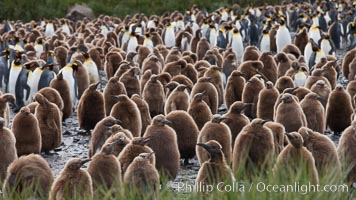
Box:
(193, 91, 206, 101)
(229, 101, 251, 114)
(66, 158, 91, 170)
(14, 58, 21, 66)
(285, 132, 304, 149)
(89, 82, 101, 91)
(197, 140, 224, 161)
(132, 137, 150, 146)
(166, 81, 179, 91)
(176, 84, 187, 92)
(152, 115, 172, 126)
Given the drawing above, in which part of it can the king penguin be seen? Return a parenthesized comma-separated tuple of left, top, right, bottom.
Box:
(162, 20, 176, 48)
(230, 28, 244, 63)
(45, 20, 55, 38)
(59, 62, 78, 108)
(259, 29, 270, 53)
(82, 52, 100, 84)
(276, 18, 292, 53)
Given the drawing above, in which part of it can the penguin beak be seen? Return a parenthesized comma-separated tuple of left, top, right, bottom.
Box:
(142, 137, 151, 145)
(94, 81, 101, 88)
(80, 158, 91, 166)
(285, 132, 293, 140)
(255, 69, 270, 82)
(114, 119, 122, 125)
(197, 143, 211, 152)
(260, 120, 270, 125)
(163, 119, 173, 125)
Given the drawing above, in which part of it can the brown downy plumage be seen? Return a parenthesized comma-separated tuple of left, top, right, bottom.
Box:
(103, 76, 127, 116)
(131, 94, 152, 136)
(142, 75, 165, 117)
(265, 122, 285, 155)
(276, 132, 319, 185)
(50, 158, 93, 200)
(34, 93, 62, 152)
(195, 140, 235, 190)
(204, 66, 224, 107)
(3, 154, 53, 199)
(119, 67, 141, 97)
(0, 117, 17, 183)
(11, 107, 41, 156)
(257, 81, 279, 120)
(164, 84, 190, 115)
(300, 93, 326, 133)
(224, 70, 246, 110)
(242, 75, 265, 119)
(338, 120, 356, 184)
(197, 115, 232, 165)
(77, 82, 105, 131)
(310, 80, 331, 109)
(143, 115, 180, 180)
(232, 119, 274, 178)
(50, 71, 73, 120)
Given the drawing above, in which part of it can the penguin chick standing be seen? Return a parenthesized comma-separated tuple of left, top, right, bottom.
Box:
(82, 52, 100, 84)
(12, 106, 41, 156)
(338, 120, 356, 184)
(50, 71, 73, 120)
(298, 127, 340, 177)
(143, 75, 165, 117)
(87, 142, 122, 192)
(191, 77, 219, 114)
(50, 158, 93, 200)
(0, 93, 15, 127)
(300, 93, 326, 133)
(3, 154, 53, 199)
(276, 132, 319, 185)
(188, 91, 213, 130)
(224, 70, 246, 110)
(197, 115, 232, 165)
(232, 119, 274, 178)
(195, 140, 235, 190)
(0, 117, 17, 183)
(110, 94, 142, 137)
(124, 152, 159, 199)
(222, 101, 250, 148)
(103, 76, 127, 116)
(77, 82, 105, 131)
(242, 75, 265, 119)
(275, 93, 307, 132)
(257, 81, 279, 120)
(326, 84, 353, 134)
(166, 110, 199, 165)
(143, 115, 180, 180)
(164, 84, 190, 115)
(34, 93, 62, 152)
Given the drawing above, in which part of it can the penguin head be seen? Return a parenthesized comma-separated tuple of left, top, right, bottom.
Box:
(265, 81, 274, 89)
(20, 107, 31, 115)
(131, 136, 151, 146)
(81, 52, 90, 59)
(104, 117, 122, 127)
(65, 158, 91, 171)
(14, 58, 21, 66)
(71, 61, 80, 71)
(152, 115, 172, 126)
(166, 81, 179, 92)
(193, 91, 206, 101)
(211, 114, 225, 123)
(112, 94, 129, 103)
(304, 92, 324, 102)
(196, 140, 224, 161)
(138, 152, 155, 160)
(100, 142, 116, 155)
(1, 94, 16, 105)
(315, 80, 326, 87)
(176, 84, 188, 92)
(34, 93, 49, 105)
(335, 84, 344, 91)
(285, 132, 304, 149)
(229, 101, 251, 114)
(0, 117, 4, 129)
(251, 118, 270, 128)
(281, 93, 295, 103)
(88, 82, 101, 91)
(298, 127, 314, 146)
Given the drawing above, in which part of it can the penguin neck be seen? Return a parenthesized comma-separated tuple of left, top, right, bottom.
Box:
(208, 152, 225, 164)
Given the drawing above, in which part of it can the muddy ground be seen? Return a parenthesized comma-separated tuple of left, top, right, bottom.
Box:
(4, 48, 348, 194)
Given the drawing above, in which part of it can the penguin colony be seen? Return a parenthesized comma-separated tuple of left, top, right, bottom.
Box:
(0, 0, 356, 198)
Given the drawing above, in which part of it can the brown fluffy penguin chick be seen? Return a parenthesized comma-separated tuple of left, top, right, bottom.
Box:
(300, 93, 326, 133)
(257, 81, 279, 120)
(326, 84, 353, 134)
(342, 48, 356, 80)
(164, 84, 189, 115)
(118, 137, 155, 176)
(123, 152, 159, 199)
(0, 117, 17, 183)
(310, 80, 331, 108)
(276, 52, 292, 77)
(34, 93, 62, 152)
(242, 46, 260, 62)
(73, 60, 90, 99)
(275, 93, 307, 132)
(237, 60, 265, 82)
(12, 107, 41, 156)
(143, 75, 165, 117)
(50, 158, 93, 200)
(38, 87, 64, 112)
(197, 115, 232, 165)
(258, 52, 278, 83)
(338, 120, 356, 184)
(294, 27, 308, 54)
(119, 67, 141, 97)
(242, 75, 265, 119)
(321, 60, 337, 89)
(143, 115, 180, 179)
(298, 127, 341, 177)
(304, 69, 332, 89)
(191, 77, 219, 114)
(104, 132, 131, 156)
(276, 132, 319, 185)
(165, 110, 199, 165)
(275, 76, 295, 93)
(203, 66, 224, 106)
(3, 154, 53, 199)
(77, 82, 105, 131)
(131, 94, 152, 136)
(50, 71, 72, 120)
(224, 70, 246, 110)
(347, 76, 356, 108)
(88, 116, 121, 158)
(0, 93, 15, 127)
(87, 142, 122, 192)
(197, 37, 210, 60)
(195, 140, 235, 190)
(222, 102, 250, 148)
(103, 76, 127, 116)
(110, 94, 142, 137)
(188, 91, 212, 130)
(265, 122, 285, 155)
(232, 119, 274, 178)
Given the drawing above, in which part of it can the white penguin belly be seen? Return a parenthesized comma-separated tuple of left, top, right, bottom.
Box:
(276, 27, 291, 52)
(321, 40, 333, 56)
(164, 29, 176, 48)
(84, 60, 100, 84)
(8, 66, 22, 95)
(294, 73, 307, 87)
(304, 43, 312, 65)
(260, 37, 270, 52)
(232, 36, 244, 63)
(27, 68, 43, 102)
(60, 68, 77, 107)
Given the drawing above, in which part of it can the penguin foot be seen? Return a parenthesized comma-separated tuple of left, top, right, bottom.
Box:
(183, 159, 190, 166)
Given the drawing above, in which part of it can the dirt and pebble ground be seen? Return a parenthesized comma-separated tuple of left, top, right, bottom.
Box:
(3, 47, 349, 195)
